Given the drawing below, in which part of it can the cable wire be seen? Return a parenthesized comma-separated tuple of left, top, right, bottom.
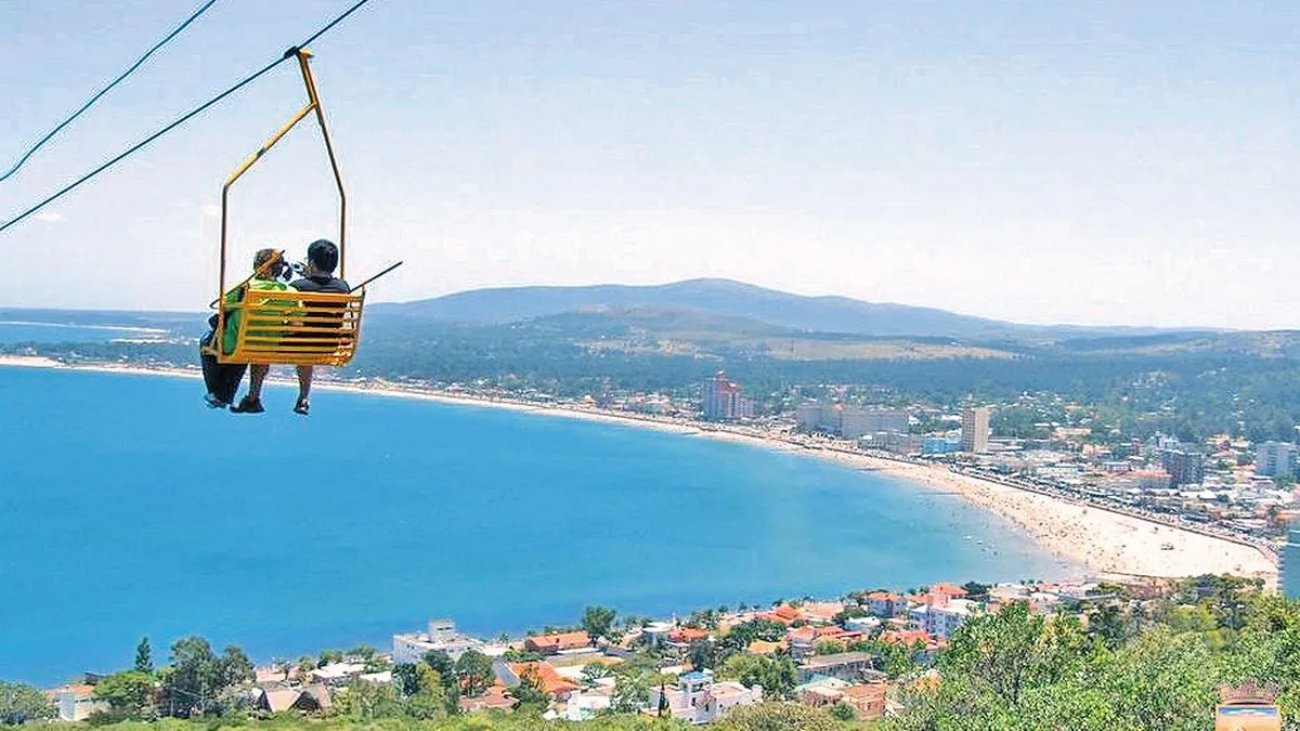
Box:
(0, 0, 374, 236)
(0, 0, 219, 183)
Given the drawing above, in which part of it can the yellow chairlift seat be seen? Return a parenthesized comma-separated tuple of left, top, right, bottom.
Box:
(224, 288, 364, 366)
(203, 47, 393, 368)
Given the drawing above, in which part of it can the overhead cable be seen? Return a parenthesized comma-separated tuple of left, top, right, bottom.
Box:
(0, 0, 220, 183)
(0, 0, 374, 236)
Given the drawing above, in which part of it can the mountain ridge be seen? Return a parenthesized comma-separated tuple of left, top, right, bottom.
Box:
(370, 277, 1214, 340)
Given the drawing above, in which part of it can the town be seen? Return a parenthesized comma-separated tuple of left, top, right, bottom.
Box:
(29, 573, 1283, 729)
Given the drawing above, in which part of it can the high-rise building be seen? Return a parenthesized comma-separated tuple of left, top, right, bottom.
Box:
(1160, 449, 1205, 487)
(702, 371, 751, 421)
(961, 407, 990, 453)
(840, 407, 910, 439)
(1257, 441, 1298, 478)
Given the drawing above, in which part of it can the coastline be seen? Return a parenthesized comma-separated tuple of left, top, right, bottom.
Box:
(0, 354, 1277, 584)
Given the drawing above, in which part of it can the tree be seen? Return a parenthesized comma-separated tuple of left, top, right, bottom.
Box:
(93, 670, 155, 719)
(402, 665, 448, 721)
(393, 663, 422, 696)
(423, 650, 454, 678)
(688, 640, 719, 672)
(828, 702, 857, 721)
(158, 637, 254, 717)
(611, 672, 649, 713)
(318, 649, 345, 666)
(336, 679, 401, 721)
(0, 681, 54, 725)
(813, 639, 846, 655)
(582, 605, 617, 639)
(454, 649, 495, 697)
(511, 668, 550, 711)
(419, 650, 460, 712)
(134, 636, 153, 674)
(717, 654, 797, 699)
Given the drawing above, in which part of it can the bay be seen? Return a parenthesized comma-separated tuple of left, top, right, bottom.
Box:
(0, 366, 1068, 685)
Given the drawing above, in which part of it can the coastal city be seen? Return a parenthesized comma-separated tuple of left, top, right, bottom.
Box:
(4, 1, 1299, 728)
(373, 368, 1292, 579)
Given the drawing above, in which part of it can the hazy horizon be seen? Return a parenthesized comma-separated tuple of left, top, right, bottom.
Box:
(2, 1, 1296, 329)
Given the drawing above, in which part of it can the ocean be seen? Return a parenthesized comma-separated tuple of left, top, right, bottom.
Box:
(0, 321, 169, 344)
(0, 365, 1067, 686)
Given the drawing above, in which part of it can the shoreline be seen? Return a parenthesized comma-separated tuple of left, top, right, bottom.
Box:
(1, 354, 1277, 584)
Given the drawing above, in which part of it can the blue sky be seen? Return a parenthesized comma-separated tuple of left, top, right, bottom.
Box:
(1, 1, 1296, 328)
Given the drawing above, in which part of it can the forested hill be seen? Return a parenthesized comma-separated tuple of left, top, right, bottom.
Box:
(369, 278, 1194, 340)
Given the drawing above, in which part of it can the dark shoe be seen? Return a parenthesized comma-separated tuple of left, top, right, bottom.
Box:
(293, 398, 310, 416)
(231, 396, 265, 414)
(204, 392, 229, 409)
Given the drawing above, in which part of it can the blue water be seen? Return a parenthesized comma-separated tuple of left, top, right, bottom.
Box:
(0, 366, 1068, 685)
(0, 321, 168, 344)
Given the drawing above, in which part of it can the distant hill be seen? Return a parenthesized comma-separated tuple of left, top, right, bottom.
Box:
(370, 278, 1189, 340)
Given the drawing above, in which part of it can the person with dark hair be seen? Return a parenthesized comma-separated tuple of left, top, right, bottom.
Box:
(201, 248, 289, 409)
(231, 239, 348, 415)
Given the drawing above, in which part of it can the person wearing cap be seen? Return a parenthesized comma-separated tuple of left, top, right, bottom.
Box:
(232, 239, 348, 415)
(201, 248, 290, 408)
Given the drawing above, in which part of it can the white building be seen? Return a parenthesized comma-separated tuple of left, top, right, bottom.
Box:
(393, 618, 483, 664)
(840, 407, 910, 439)
(925, 598, 977, 640)
(54, 684, 107, 722)
(648, 670, 762, 725)
(1258, 442, 1298, 478)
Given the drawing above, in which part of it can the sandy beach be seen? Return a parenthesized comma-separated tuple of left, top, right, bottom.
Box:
(1, 354, 1277, 583)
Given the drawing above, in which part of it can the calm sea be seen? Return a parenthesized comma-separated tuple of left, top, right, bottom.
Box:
(0, 366, 1068, 685)
(0, 321, 168, 344)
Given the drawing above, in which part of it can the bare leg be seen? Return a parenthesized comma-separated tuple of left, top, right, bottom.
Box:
(296, 365, 314, 408)
(248, 364, 270, 400)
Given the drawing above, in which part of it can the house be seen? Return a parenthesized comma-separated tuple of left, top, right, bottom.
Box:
(796, 652, 878, 683)
(641, 622, 674, 647)
(929, 583, 969, 599)
(311, 662, 367, 685)
(796, 675, 851, 707)
(497, 662, 579, 700)
(666, 627, 711, 648)
(798, 602, 847, 625)
(256, 685, 331, 713)
(924, 598, 977, 640)
(648, 670, 762, 725)
(788, 625, 859, 660)
(524, 631, 591, 655)
(53, 683, 108, 722)
(458, 685, 514, 713)
(758, 604, 801, 625)
(393, 618, 484, 663)
(845, 615, 882, 633)
(553, 688, 613, 721)
(841, 682, 888, 719)
(864, 592, 905, 618)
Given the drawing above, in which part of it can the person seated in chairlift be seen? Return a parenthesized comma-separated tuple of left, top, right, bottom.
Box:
(232, 239, 350, 416)
(201, 248, 290, 409)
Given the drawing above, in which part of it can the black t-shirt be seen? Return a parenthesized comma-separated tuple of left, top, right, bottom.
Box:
(290, 274, 351, 332)
(290, 274, 350, 293)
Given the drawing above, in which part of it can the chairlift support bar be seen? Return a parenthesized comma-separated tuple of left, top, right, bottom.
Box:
(216, 47, 346, 308)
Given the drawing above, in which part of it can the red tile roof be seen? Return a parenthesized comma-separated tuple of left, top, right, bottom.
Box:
(668, 627, 710, 643)
(524, 631, 591, 653)
(508, 662, 579, 697)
